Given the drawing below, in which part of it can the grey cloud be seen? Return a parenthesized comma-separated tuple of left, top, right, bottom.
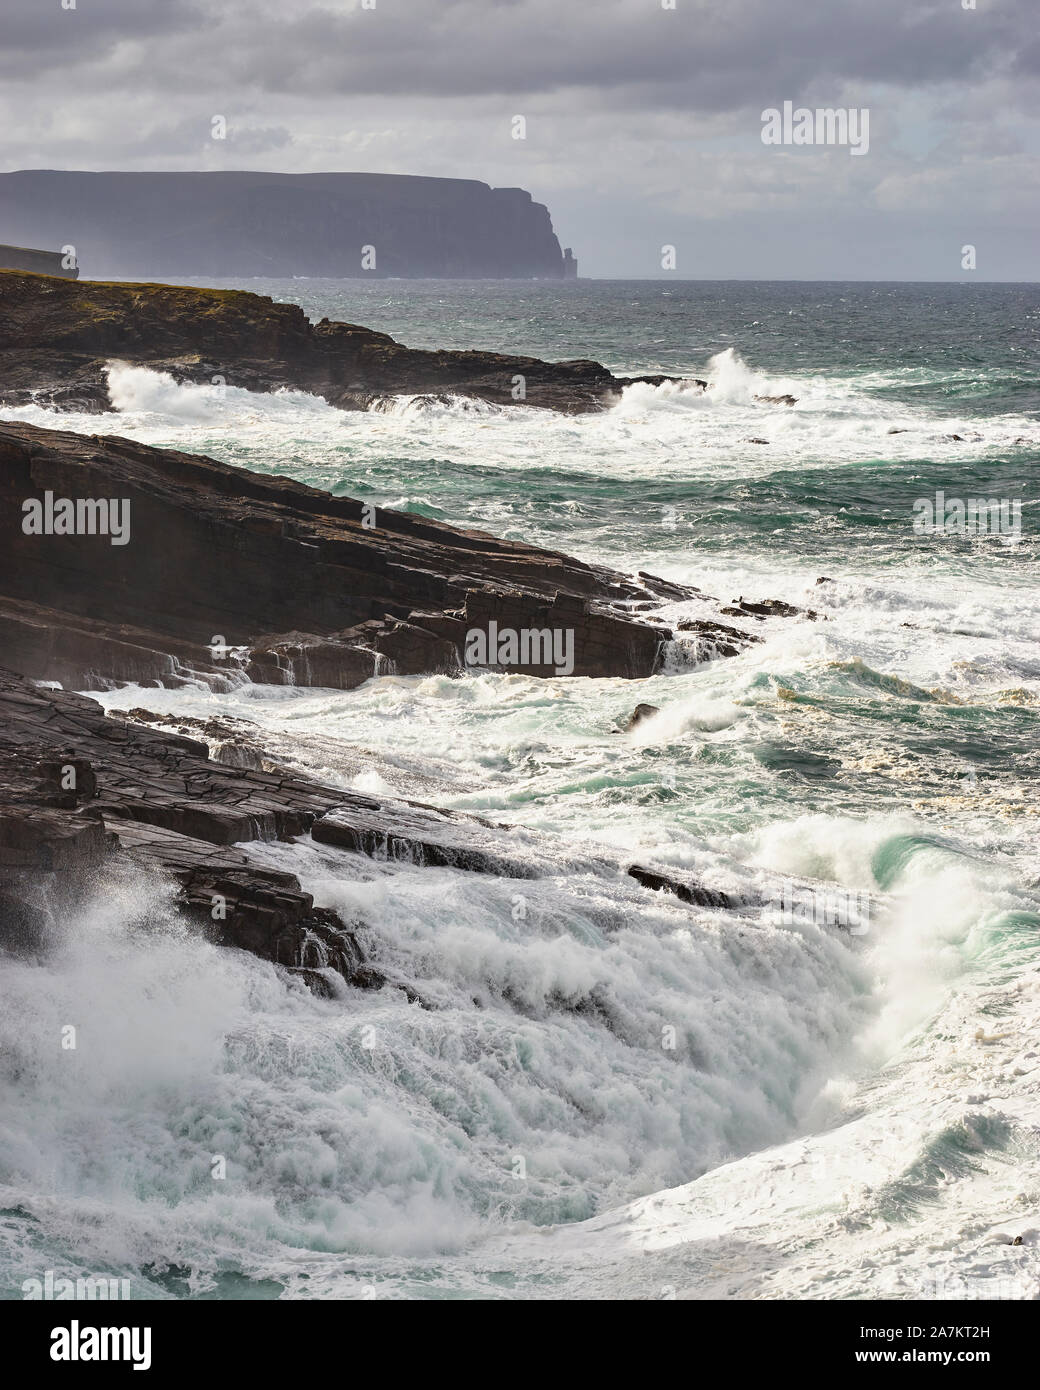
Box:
(177, 1, 1029, 108)
(2, 0, 1034, 108)
(2, 0, 203, 75)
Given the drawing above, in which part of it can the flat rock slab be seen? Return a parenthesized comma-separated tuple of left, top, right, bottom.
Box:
(312, 800, 540, 878)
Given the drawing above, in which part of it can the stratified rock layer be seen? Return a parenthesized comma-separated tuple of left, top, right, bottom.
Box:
(0, 666, 520, 986)
(0, 668, 737, 989)
(0, 419, 692, 689)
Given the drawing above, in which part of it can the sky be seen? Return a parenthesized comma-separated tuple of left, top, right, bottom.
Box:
(2, 0, 1038, 279)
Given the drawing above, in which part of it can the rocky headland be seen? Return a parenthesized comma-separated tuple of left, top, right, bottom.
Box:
(0, 269, 700, 414)
(0, 170, 577, 280)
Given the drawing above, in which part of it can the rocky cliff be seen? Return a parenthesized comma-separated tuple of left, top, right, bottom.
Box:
(0, 267, 805, 999)
(0, 170, 572, 279)
(0, 243, 78, 279)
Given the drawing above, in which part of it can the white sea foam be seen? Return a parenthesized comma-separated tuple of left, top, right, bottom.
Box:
(1, 353, 1035, 483)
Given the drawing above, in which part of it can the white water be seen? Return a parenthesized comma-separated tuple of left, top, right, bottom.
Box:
(2, 354, 1037, 484)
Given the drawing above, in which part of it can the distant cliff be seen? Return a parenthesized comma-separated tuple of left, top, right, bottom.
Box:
(0, 242, 78, 279)
(0, 170, 575, 279)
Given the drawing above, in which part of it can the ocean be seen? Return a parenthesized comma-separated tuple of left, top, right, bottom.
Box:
(1, 279, 1038, 1300)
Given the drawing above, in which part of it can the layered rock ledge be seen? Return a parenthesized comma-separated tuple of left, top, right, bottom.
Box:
(0, 668, 738, 993)
(0, 270, 699, 415)
(0, 665, 550, 992)
(0, 419, 719, 690)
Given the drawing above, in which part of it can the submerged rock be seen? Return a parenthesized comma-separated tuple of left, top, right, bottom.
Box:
(721, 597, 823, 622)
(674, 618, 765, 659)
(621, 703, 661, 731)
(628, 864, 732, 910)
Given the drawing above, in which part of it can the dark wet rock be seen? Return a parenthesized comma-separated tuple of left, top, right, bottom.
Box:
(312, 800, 538, 878)
(461, 588, 666, 679)
(0, 271, 702, 416)
(0, 804, 111, 874)
(674, 618, 765, 659)
(721, 597, 822, 622)
(752, 743, 841, 778)
(0, 667, 380, 991)
(621, 703, 661, 731)
(0, 665, 552, 989)
(628, 864, 732, 910)
(0, 799, 114, 952)
(0, 420, 697, 688)
(96, 794, 282, 847)
(887, 427, 908, 435)
(0, 595, 237, 693)
(286, 968, 337, 998)
(616, 375, 708, 392)
(113, 710, 266, 770)
(744, 437, 770, 445)
(114, 710, 269, 771)
(211, 741, 266, 771)
(245, 632, 381, 690)
(637, 571, 703, 602)
(753, 393, 797, 406)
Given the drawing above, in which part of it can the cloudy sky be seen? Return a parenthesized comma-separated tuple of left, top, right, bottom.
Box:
(3, 0, 1037, 278)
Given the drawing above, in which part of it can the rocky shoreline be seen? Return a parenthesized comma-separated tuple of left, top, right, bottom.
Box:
(0, 273, 809, 990)
(0, 270, 703, 414)
(0, 664, 759, 996)
(0, 418, 744, 690)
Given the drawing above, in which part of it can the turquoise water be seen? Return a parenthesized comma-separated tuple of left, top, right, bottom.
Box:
(1, 280, 1038, 1299)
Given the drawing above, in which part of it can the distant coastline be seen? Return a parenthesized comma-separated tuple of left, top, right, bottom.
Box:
(0, 169, 576, 280)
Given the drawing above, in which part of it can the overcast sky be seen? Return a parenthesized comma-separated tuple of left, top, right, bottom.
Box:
(3, 0, 1037, 278)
